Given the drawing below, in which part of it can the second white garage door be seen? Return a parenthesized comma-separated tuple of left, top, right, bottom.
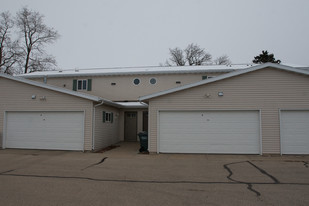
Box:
(280, 110, 309, 154)
(5, 111, 84, 151)
(159, 111, 260, 154)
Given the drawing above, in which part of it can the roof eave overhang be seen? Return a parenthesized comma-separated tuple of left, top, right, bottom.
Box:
(18, 69, 244, 79)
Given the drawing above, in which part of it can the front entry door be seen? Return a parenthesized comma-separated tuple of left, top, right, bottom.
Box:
(124, 111, 137, 141)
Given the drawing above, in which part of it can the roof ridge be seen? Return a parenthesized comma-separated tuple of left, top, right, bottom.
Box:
(46, 63, 257, 71)
(17, 64, 255, 78)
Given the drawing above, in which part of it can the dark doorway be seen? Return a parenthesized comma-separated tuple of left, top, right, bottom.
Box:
(124, 111, 137, 141)
(143, 111, 148, 132)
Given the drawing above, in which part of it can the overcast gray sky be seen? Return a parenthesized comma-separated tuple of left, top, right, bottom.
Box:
(2, 0, 309, 69)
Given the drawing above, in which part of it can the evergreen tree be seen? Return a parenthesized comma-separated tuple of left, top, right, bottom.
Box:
(253, 50, 281, 64)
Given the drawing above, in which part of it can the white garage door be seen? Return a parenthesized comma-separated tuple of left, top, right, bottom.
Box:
(159, 111, 260, 154)
(5, 111, 84, 150)
(281, 110, 309, 154)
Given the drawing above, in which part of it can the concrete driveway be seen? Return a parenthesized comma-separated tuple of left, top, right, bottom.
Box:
(0, 142, 309, 206)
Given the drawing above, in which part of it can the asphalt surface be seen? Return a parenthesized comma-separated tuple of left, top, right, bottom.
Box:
(0, 142, 309, 206)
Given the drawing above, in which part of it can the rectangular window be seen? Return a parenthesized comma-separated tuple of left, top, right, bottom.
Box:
(43, 76, 47, 84)
(103, 111, 113, 123)
(77, 80, 87, 90)
(202, 76, 215, 80)
(82, 80, 87, 89)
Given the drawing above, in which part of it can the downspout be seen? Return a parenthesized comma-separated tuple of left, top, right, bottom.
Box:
(139, 99, 149, 151)
(92, 100, 104, 151)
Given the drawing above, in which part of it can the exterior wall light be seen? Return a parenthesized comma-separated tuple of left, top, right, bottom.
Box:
(218, 92, 224, 97)
(205, 93, 211, 98)
(31, 95, 36, 99)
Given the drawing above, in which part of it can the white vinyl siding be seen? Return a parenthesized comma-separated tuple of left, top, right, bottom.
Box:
(33, 73, 225, 101)
(280, 110, 309, 154)
(148, 68, 309, 154)
(159, 111, 260, 154)
(93, 105, 120, 151)
(0, 77, 94, 150)
(5, 111, 84, 150)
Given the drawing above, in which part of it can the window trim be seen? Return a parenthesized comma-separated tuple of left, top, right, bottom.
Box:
(77, 79, 88, 91)
(103, 111, 113, 123)
(73, 79, 92, 91)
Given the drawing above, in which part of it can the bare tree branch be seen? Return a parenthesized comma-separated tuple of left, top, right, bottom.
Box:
(162, 44, 233, 68)
(168, 47, 186, 66)
(185, 43, 212, 66)
(16, 7, 59, 73)
(0, 11, 20, 74)
(28, 55, 56, 73)
(214, 55, 232, 65)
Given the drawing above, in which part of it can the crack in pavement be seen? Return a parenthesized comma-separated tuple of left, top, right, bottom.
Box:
(0, 169, 16, 175)
(246, 161, 280, 183)
(1, 159, 307, 196)
(223, 161, 261, 197)
(0, 172, 308, 186)
(223, 161, 281, 197)
(247, 183, 261, 197)
(81, 157, 108, 171)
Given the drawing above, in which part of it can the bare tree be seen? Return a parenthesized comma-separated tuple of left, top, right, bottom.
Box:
(161, 44, 231, 67)
(0, 12, 21, 74)
(184, 43, 212, 65)
(214, 55, 231, 65)
(16, 7, 59, 73)
(168, 47, 186, 66)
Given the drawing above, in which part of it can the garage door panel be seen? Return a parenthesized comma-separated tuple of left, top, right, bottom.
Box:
(161, 124, 258, 133)
(159, 111, 260, 154)
(281, 110, 309, 154)
(160, 137, 257, 145)
(6, 140, 83, 150)
(5, 111, 84, 151)
(160, 142, 259, 154)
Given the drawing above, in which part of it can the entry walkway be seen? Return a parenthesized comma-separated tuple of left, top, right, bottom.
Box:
(100, 142, 141, 157)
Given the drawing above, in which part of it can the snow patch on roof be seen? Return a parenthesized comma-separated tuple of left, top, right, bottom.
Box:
(115, 102, 148, 108)
(18, 64, 256, 78)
